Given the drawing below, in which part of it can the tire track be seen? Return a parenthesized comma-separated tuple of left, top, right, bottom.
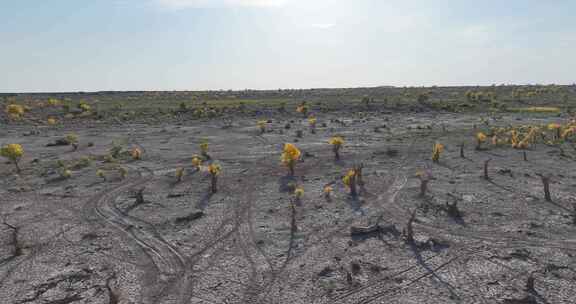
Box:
(363, 142, 576, 303)
(85, 168, 188, 304)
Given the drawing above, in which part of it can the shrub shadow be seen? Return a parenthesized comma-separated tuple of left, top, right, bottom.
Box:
(278, 175, 298, 193)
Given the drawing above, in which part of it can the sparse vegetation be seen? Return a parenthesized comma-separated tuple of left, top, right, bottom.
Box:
(342, 169, 358, 197)
(5, 104, 24, 119)
(294, 185, 304, 203)
(257, 120, 267, 134)
(200, 140, 210, 159)
(476, 132, 487, 150)
(308, 116, 317, 134)
(207, 163, 221, 193)
(281, 143, 301, 176)
(47, 117, 57, 125)
(66, 133, 79, 151)
(131, 147, 142, 160)
(96, 169, 106, 181)
(329, 136, 344, 160)
(431, 142, 444, 163)
(323, 184, 333, 200)
(1, 144, 24, 173)
(175, 167, 184, 183)
(60, 168, 72, 179)
(296, 102, 308, 117)
(2, 86, 576, 303)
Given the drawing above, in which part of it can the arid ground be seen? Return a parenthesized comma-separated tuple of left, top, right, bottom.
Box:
(1, 86, 575, 304)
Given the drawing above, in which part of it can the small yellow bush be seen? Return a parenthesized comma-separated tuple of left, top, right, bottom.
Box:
(175, 167, 184, 182)
(1, 144, 24, 172)
(207, 163, 222, 193)
(308, 116, 317, 127)
(6, 104, 24, 119)
(294, 186, 304, 199)
(476, 132, 487, 149)
(96, 169, 106, 180)
(131, 147, 142, 160)
(431, 143, 444, 163)
(61, 169, 72, 179)
(281, 143, 301, 176)
(257, 120, 267, 133)
(192, 155, 202, 169)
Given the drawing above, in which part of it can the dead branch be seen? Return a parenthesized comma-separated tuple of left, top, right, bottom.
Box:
(483, 158, 492, 180)
(402, 209, 417, 244)
(536, 173, 552, 202)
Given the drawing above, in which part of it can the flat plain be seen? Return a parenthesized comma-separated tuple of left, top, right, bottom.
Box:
(1, 86, 575, 304)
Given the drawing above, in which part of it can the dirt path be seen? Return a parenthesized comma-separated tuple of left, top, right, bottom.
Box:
(85, 168, 189, 303)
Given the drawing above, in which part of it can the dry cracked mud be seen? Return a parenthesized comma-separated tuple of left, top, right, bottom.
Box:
(1, 94, 576, 304)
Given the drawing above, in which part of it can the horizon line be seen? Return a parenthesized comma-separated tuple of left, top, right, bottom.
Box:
(2, 83, 575, 95)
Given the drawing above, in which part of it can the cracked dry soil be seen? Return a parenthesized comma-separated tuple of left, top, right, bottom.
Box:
(1, 110, 576, 304)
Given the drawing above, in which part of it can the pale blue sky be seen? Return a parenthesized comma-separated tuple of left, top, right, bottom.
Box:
(1, 0, 575, 92)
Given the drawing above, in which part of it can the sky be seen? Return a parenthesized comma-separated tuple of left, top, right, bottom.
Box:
(1, 0, 575, 92)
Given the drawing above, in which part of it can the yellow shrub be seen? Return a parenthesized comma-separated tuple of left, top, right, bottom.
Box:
(61, 169, 72, 179)
(476, 132, 487, 142)
(96, 169, 105, 180)
(562, 126, 575, 139)
(131, 147, 142, 160)
(294, 186, 304, 199)
(431, 143, 444, 162)
(47, 98, 61, 106)
(342, 169, 356, 188)
(1, 143, 24, 172)
(78, 102, 91, 112)
(281, 143, 301, 175)
(329, 136, 344, 146)
(257, 120, 267, 132)
(191, 155, 203, 169)
(308, 116, 317, 127)
(329, 136, 344, 160)
(207, 163, 221, 176)
(200, 142, 209, 154)
(66, 133, 78, 144)
(6, 104, 24, 118)
(476, 132, 487, 149)
(175, 167, 184, 181)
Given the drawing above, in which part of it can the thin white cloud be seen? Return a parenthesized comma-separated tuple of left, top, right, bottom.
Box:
(311, 23, 335, 29)
(460, 25, 492, 42)
(156, 0, 288, 9)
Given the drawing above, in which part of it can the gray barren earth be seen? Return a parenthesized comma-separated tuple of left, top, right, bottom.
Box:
(0, 87, 575, 304)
